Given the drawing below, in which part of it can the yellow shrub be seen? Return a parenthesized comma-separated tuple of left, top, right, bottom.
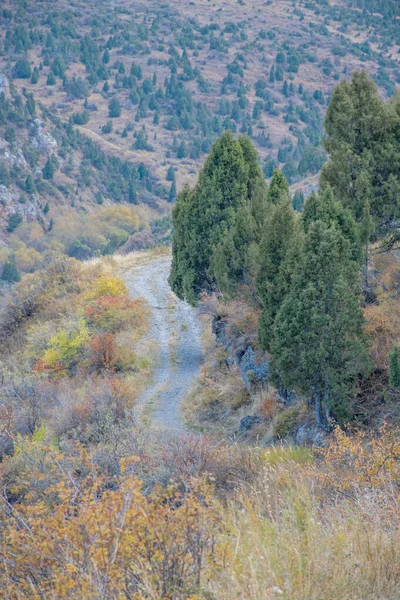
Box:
(85, 276, 128, 301)
(37, 319, 90, 374)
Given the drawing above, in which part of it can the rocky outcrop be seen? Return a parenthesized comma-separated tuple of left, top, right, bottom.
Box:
(212, 315, 268, 392)
(0, 74, 10, 98)
(29, 119, 57, 154)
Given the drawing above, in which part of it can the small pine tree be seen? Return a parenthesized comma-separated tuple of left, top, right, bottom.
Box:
(269, 65, 275, 83)
(25, 174, 36, 194)
(14, 56, 31, 79)
(168, 180, 177, 202)
(43, 202, 50, 214)
(1, 256, 21, 283)
(43, 158, 55, 180)
(109, 97, 121, 118)
(31, 67, 39, 84)
(166, 165, 176, 182)
(128, 182, 137, 204)
(47, 72, 56, 85)
(292, 190, 304, 212)
(389, 346, 400, 388)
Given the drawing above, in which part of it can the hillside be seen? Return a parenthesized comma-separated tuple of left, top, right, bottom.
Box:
(0, 0, 399, 277)
(2, 2, 400, 597)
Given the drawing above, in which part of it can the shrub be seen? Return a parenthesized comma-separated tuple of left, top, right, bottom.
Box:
(86, 276, 128, 300)
(84, 295, 146, 333)
(274, 403, 306, 439)
(0, 456, 217, 599)
(36, 319, 90, 375)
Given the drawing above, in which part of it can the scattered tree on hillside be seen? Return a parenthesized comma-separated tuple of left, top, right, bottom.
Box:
(109, 97, 121, 118)
(1, 256, 21, 283)
(389, 346, 400, 389)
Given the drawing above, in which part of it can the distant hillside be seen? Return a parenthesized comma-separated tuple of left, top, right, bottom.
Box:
(0, 0, 399, 275)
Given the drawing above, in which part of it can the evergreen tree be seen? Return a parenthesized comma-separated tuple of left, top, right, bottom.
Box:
(267, 169, 289, 204)
(109, 97, 121, 118)
(13, 56, 31, 79)
(360, 199, 375, 291)
(269, 65, 275, 83)
(47, 72, 56, 85)
(389, 346, 400, 389)
(257, 193, 298, 351)
(177, 141, 186, 159)
(321, 71, 400, 243)
(31, 67, 39, 84)
(43, 158, 55, 180)
(168, 180, 177, 202)
(25, 174, 36, 194)
(102, 49, 110, 64)
(128, 182, 137, 204)
(1, 256, 21, 283)
(272, 191, 367, 427)
(166, 165, 176, 182)
(292, 189, 304, 212)
(169, 132, 268, 304)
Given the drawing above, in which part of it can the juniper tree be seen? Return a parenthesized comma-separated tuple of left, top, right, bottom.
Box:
(256, 192, 297, 351)
(271, 190, 367, 427)
(321, 71, 400, 245)
(169, 132, 268, 304)
(267, 169, 289, 205)
(1, 256, 21, 283)
(389, 346, 400, 389)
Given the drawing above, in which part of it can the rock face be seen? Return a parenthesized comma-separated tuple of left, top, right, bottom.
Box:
(30, 119, 57, 154)
(0, 74, 10, 97)
(212, 315, 268, 392)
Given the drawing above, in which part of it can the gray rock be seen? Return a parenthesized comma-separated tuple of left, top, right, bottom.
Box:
(0, 74, 10, 97)
(30, 119, 57, 154)
(295, 424, 326, 447)
(212, 315, 269, 392)
(239, 415, 261, 432)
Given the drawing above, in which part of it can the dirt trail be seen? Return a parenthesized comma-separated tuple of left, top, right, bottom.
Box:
(123, 254, 203, 432)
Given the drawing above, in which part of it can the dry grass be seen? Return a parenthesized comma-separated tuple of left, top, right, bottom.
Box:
(113, 246, 171, 273)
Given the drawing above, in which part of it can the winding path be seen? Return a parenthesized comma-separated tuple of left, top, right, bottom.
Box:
(123, 254, 203, 432)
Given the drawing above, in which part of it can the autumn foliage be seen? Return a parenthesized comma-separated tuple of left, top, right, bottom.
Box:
(0, 451, 218, 599)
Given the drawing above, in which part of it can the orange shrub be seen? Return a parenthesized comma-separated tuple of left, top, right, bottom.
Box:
(259, 390, 278, 420)
(314, 424, 400, 497)
(89, 333, 120, 371)
(0, 452, 218, 599)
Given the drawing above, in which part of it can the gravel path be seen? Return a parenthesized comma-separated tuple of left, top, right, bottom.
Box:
(123, 254, 203, 432)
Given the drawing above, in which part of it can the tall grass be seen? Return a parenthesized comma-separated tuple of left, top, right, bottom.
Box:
(207, 459, 400, 600)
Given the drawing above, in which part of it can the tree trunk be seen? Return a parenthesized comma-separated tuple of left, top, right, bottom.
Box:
(315, 388, 323, 427)
(323, 375, 330, 427)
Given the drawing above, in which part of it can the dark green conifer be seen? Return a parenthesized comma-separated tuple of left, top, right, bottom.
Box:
(169, 132, 268, 304)
(389, 346, 400, 389)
